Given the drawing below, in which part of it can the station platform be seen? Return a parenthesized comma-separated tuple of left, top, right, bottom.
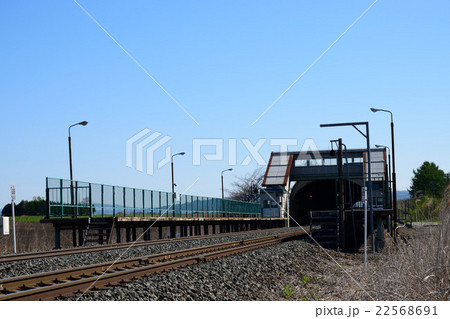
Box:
(41, 217, 288, 249)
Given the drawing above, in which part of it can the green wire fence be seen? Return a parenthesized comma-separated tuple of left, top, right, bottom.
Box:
(46, 177, 261, 218)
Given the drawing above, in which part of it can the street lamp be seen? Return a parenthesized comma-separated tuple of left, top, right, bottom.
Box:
(371, 108, 397, 240)
(171, 152, 185, 201)
(221, 168, 233, 200)
(68, 121, 88, 217)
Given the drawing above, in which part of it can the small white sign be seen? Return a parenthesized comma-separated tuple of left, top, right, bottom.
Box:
(0, 217, 10, 235)
(11, 185, 16, 201)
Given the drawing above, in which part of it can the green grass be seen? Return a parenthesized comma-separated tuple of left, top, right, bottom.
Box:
(301, 274, 312, 286)
(281, 283, 296, 300)
(13, 216, 46, 222)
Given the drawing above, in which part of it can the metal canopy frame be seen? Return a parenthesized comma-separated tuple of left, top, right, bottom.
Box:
(320, 121, 375, 252)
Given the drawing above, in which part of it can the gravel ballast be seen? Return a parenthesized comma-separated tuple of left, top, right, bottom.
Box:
(67, 239, 368, 301)
(70, 240, 320, 301)
(4, 225, 436, 301)
(2, 227, 372, 301)
(0, 228, 303, 279)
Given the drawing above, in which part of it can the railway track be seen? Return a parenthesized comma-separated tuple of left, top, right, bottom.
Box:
(0, 230, 306, 301)
(0, 227, 303, 264)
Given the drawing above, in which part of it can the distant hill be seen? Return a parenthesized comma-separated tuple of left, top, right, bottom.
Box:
(397, 190, 411, 200)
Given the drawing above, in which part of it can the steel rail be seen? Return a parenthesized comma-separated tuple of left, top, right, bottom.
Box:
(0, 230, 306, 301)
(0, 227, 300, 264)
(0, 236, 276, 292)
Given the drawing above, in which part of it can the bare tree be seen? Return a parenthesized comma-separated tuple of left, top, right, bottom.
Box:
(228, 168, 264, 202)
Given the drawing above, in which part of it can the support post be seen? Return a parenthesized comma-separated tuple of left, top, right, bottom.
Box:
(11, 199, 17, 253)
(98, 229, 104, 244)
(112, 186, 116, 217)
(337, 138, 345, 251)
(123, 187, 126, 217)
(78, 227, 84, 246)
(101, 184, 104, 217)
(116, 225, 121, 243)
(376, 217, 385, 252)
(89, 183, 92, 217)
(391, 120, 398, 242)
(180, 225, 185, 237)
(142, 190, 145, 217)
(72, 226, 77, 247)
(46, 178, 50, 218)
(133, 188, 136, 217)
(143, 227, 149, 241)
(55, 226, 61, 249)
(366, 125, 375, 252)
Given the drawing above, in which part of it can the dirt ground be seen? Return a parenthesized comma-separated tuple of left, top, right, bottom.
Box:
(0, 222, 75, 253)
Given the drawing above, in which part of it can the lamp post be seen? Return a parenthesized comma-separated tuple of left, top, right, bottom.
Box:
(68, 121, 88, 218)
(371, 108, 397, 240)
(320, 121, 375, 252)
(221, 168, 233, 200)
(171, 152, 185, 202)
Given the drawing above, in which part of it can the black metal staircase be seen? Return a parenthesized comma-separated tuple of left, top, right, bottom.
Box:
(309, 210, 339, 250)
(82, 218, 114, 246)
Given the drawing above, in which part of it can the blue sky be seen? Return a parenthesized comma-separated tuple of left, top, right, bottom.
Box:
(1, 0, 449, 208)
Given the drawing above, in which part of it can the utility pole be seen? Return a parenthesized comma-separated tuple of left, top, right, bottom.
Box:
(337, 138, 345, 251)
(363, 186, 368, 267)
(11, 185, 17, 253)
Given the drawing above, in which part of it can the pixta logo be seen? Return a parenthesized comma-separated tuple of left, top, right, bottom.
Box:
(126, 128, 322, 175)
(192, 138, 321, 166)
(126, 128, 172, 175)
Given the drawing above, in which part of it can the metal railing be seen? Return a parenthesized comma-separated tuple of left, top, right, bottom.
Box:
(46, 178, 261, 218)
(178, 194, 260, 218)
